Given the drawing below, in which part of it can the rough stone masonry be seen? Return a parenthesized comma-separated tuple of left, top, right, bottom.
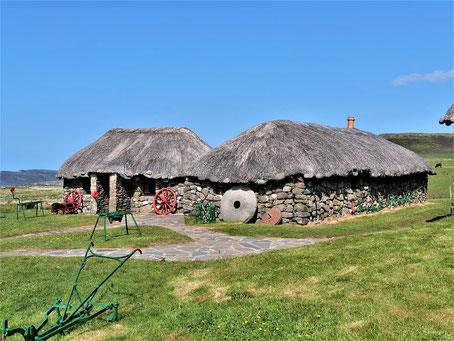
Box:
(181, 173, 428, 225)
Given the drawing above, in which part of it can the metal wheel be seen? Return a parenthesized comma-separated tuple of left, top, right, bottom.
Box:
(153, 188, 176, 215)
(63, 190, 82, 214)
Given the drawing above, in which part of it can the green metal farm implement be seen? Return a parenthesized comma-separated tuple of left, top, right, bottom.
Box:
(10, 187, 44, 219)
(2, 242, 142, 341)
(354, 188, 421, 214)
(194, 200, 216, 223)
(90, 191, 141, 241)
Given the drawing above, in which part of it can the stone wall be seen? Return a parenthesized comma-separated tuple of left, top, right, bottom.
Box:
(95, 174, 110, 213)
(182, 173, 428, 225)
(63, 174, 186, 214)
(129, 176, 185, 214)
(116, 176, 132, 211)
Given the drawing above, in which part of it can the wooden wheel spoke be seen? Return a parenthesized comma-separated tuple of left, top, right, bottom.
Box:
(154, 188, 176, 215)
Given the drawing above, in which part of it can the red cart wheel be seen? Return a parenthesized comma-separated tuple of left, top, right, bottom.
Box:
(63, 189, 82, 214)
(153, 188, 176, 215)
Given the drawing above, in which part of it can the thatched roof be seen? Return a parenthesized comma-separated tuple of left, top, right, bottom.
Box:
(190, 120, 434, 183)
(439, 104, 454, 126)
(58, 128, 211, 179)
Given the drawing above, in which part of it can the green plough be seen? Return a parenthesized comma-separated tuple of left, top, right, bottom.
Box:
(2, 243, 142, 341)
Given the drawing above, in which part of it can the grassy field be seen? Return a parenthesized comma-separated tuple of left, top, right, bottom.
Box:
(380, 133, 453, 155)
(0, 205, 452, 340)
(0, 148, 453, 340)
(0, 185, 63, 213)
(0, 211, 98, 238)
(0, 185, 101, 238)
(425, 159, 454, 199)
(193, 199, 450, 239)
(0, 225, 192, 252)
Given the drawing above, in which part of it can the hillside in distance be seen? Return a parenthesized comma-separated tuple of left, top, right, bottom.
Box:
(380, 133, 453, 156)
(0, 169, 62, 186)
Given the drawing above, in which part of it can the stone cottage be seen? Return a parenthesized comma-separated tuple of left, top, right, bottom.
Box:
(57, 127, 211, 214)
(182, 119, 434, 225)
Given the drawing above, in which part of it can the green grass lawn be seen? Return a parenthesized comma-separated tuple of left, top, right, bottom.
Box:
(191, 199, 451, 239)
(0, 225, 192, 252)
(1, 209, 452, 340)
(380, 133, 453, 155)
(426, 159, 454, 199)
(420, 153, 454, 159)
(0, 185, 62, 213)
(0, 211, 98, 238)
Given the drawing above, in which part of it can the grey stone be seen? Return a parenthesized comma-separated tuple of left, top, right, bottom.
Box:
(281, 212, 294, 218)
(293, 188, 304, 195)
(277, 192, 287, 199)
(294, 203, 306, 212)
(220, 186, 257, 222)
(258, 195, 268, 203)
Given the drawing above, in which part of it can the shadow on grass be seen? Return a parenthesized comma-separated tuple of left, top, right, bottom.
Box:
(426, 214, 452, 223)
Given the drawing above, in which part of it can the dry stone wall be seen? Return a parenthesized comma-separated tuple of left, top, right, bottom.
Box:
(128, 176, 185, 214)
(182, 174, 428, 225)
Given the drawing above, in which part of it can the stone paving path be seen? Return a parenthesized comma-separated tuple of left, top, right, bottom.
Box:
(0, 215, 335, 261)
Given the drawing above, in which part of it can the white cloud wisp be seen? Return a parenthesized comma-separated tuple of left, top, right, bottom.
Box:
(391, 69, 454, 86)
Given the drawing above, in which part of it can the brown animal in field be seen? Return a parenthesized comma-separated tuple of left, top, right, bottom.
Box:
(51, 203, 67, 214)
(435, 163, 442, 168)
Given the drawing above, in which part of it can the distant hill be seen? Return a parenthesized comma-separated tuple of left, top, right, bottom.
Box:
(380, 133, 453, 156)
(0, 169, 62, 186)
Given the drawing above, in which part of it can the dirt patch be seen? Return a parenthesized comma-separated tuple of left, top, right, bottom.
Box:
(306, 276, 319, 284)
(406, 263, 421, 269)
(429, 307, 454, 331)
(173, 269, 229, 302)
(280, 284, 315, 299)
(68, 323, 125, 341)
(339, 266, 358, 276)
(346, 320, 366, 330)
(389, 304, 414, 319)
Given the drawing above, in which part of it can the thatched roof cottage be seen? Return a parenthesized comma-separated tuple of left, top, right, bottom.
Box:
(182, 119, 434, 225)
(439, 104, 454, 126)
(58, 128, 211, 213)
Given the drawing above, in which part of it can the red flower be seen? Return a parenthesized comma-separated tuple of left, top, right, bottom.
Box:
(92, 191, 99, 198)
(10, 187, 15, 192)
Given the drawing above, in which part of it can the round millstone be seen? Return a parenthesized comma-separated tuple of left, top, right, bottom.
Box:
(220, 186, 257, 222)
(261, 207, 282, 225)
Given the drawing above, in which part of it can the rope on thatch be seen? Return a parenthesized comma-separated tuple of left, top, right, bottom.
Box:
(439, 104, 454, 126)
(189, 120, 434, 183)
(58, 128, 211, 179)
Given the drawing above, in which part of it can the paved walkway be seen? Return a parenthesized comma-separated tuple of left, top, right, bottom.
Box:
(0, 215, 335, 261)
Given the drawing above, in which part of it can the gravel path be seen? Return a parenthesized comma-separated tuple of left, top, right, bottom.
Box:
(0, 215, 334, 261)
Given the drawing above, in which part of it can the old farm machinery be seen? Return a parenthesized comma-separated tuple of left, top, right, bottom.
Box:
(1, 242, 142, 341)
(10, 187, 44, 219)
(153, 188, 177, 215)
(51, 190, 82, 214)
(90, 191, 142, 241)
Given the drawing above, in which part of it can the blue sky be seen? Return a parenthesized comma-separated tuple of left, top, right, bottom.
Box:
(1, 1, 453, 171)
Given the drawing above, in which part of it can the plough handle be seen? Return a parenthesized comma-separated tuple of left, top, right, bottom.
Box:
(134, 248, 142, 254)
